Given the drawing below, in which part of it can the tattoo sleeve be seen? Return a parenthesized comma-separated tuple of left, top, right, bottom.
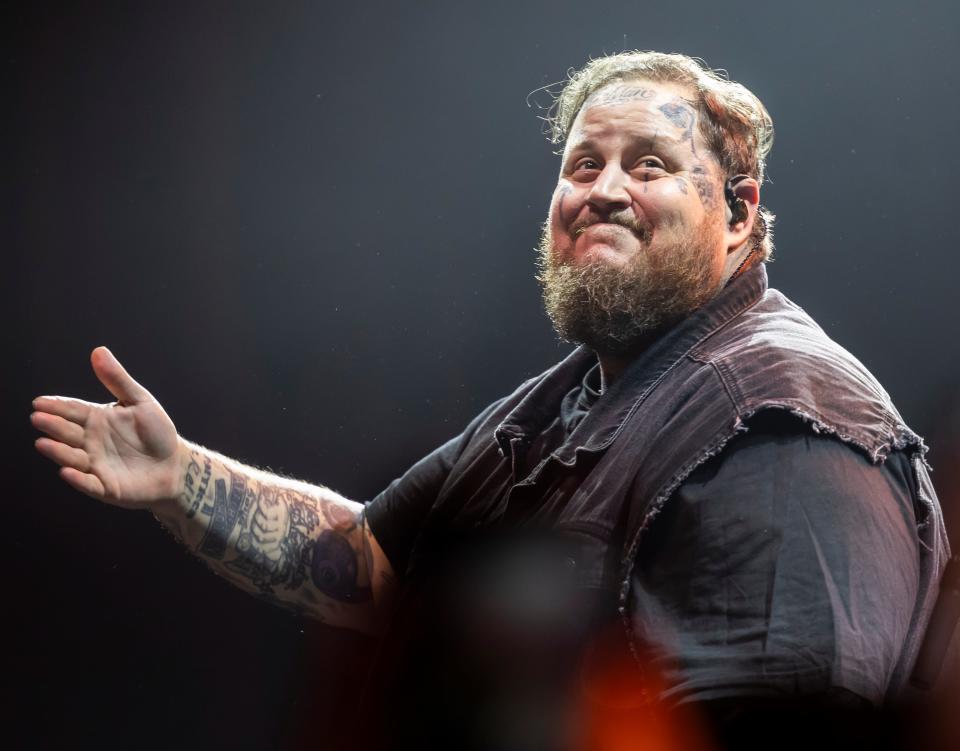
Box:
(152, 443, 381, 634)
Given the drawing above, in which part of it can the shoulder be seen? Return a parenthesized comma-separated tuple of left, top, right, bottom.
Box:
(688, 411, 916, 505)
(691, 288, 917, 463)
(701, 288, 881, 392)
(666, 412, 922, 608)
(645, 411, 920, 573)
(638, 413, 922, 703)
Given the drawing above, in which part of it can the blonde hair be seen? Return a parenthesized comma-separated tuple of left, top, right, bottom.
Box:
(546, 51, 776, 260)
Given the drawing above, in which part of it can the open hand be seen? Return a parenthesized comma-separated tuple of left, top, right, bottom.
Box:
(31, 346, 184, 508)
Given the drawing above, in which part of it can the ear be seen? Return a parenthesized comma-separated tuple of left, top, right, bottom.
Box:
(723, 175, 760, 254)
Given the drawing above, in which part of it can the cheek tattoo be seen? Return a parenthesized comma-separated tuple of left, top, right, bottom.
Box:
(557, 183, 577, 227)
(689, 164, 716, 209)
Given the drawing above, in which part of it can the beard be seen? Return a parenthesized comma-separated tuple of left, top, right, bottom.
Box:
(537, 215, 724, 356)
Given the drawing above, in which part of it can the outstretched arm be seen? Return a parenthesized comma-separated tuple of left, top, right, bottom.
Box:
(153, 442, 393, 633)
(31, 346, 394, 635)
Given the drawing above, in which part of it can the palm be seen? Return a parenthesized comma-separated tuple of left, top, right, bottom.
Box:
(32, 347, 183, 507)
(85, 398, 179, 503)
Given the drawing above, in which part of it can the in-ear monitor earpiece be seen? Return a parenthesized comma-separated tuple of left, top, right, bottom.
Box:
(724, 178, 749, 225)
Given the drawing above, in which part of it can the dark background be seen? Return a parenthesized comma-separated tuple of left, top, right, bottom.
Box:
(7, 1, 960, 748)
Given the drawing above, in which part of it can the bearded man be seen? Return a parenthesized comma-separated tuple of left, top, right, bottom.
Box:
(31, 52, 949, 749)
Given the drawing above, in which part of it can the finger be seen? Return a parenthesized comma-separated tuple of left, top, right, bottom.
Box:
(59, 467, 106, 500)
(32, 396, 93, 426)
(90, 346, 151, 405)
(34, 437, 91, 472)
(30, 411, 85, 448)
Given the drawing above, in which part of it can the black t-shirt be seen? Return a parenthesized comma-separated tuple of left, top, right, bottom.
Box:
(367, 362, 602, 576)
(362, 366, 919, 749)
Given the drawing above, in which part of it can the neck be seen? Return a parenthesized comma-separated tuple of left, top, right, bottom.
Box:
(595, 336, 655, 391)
(721, 244, 757, 288)
(597, 353, 628, 392)
(595, 257, 761, 390)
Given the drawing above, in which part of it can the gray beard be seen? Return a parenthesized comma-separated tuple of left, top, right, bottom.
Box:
(537, 220, 723, 356)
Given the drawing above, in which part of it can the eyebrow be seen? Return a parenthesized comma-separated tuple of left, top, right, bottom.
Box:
(564, 131, 683, 158)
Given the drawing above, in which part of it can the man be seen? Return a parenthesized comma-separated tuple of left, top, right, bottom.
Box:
(31, 52, 949, 749)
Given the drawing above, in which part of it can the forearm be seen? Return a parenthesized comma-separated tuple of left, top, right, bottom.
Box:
(152, 439, 380, 634)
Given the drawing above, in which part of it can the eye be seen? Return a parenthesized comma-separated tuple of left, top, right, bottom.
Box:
(573, 158, 601, 172)
(634, 157, 665, 170)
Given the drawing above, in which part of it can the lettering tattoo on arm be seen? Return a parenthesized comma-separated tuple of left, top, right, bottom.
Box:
(199, 473, 245, 560)
(185, 454, 211, 518)
(181, 450, 212, 519)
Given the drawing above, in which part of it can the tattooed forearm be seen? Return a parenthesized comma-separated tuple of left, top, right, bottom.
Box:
(198, 473, 246, 560)
(311, 529, 371, 601)
(185, 454, 211, 518)
(181, 450, 212, 519)
(152, 444, 381, 633)
(228, 489, 317, 594)
(321, 499, 359, 533)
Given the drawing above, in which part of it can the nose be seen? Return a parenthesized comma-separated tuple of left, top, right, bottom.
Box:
(587, 163, 631, 212)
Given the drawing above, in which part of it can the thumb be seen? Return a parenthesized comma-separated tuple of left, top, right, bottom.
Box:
(91, 346, 151, 405)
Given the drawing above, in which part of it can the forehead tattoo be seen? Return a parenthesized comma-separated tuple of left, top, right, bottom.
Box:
(658, 99, 698, 156)
(569, 87, 718, 211)
(583, 84, 657, 108)
(655, 96, 721, 210)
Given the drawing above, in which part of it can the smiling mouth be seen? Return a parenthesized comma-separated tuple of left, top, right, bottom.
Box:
(574, 222, 650, 244)
(573, 222, 632, 237)
(575, 222, 629, 237)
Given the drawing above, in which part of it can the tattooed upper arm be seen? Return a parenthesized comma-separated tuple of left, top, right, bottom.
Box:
(361, 510, 399, 614)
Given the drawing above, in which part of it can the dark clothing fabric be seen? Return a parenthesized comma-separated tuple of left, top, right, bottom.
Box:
(633, 414, 920, 704)
(369, 412, 920, 704)
(364, 264, 949, 746)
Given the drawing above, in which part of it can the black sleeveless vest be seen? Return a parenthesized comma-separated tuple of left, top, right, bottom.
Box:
(404, 263, 949, 701)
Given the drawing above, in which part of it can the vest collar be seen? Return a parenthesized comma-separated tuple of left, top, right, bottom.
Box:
(495, 264, 768, 465)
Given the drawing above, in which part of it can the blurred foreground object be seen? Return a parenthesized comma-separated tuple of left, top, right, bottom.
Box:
(911, 554, 960, 690)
